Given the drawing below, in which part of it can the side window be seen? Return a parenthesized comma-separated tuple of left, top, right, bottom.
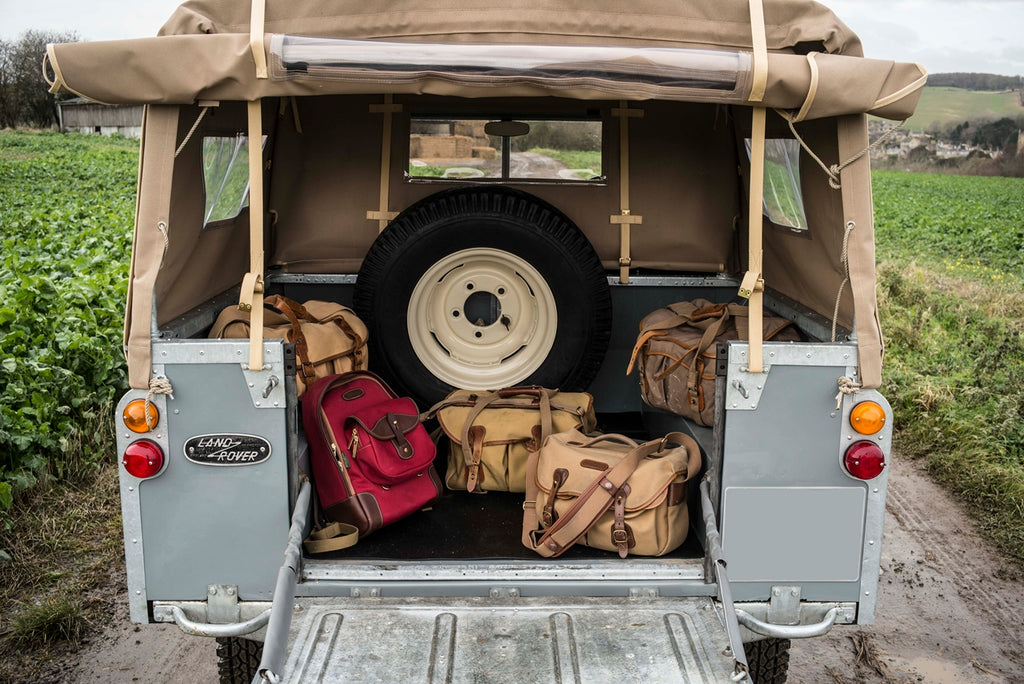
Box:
(408, 117, 602, 183)
(746, 138, 809, 234)
(202, 135, 261, 228)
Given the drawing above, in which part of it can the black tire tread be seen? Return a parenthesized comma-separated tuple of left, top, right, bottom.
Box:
(215, 636, 263, 684)
(744, 638, 791, 684)
(355, 186, 611, 401)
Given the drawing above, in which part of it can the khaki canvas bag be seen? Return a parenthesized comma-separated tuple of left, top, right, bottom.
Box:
(627, 299, 799, 426)
(209, 295, 368, 396)
(428, 387, 596, 493)
(523, 429, 701, 558)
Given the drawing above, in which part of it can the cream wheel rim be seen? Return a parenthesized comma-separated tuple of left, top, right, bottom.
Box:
(407, 247, 557, 389)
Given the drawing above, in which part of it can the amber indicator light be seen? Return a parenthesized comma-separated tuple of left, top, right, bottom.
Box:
(123, 399, 159, 433)
(849, 401, 886, 436)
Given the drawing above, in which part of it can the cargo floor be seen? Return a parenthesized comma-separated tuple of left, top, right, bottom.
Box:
(305, 489, 704, 561)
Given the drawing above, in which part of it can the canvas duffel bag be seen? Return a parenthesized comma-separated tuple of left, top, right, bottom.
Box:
(302, 371, 442, 546)
(210, 294, 368, 396)
(626, 299, 799, 426)
(523, 429, 702, 558)
(427, 387, 596, 493)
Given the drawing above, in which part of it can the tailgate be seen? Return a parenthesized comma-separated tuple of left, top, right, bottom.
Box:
(280, 595, 736, 682)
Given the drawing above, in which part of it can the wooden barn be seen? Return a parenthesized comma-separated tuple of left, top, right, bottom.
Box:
(57, 98, 144, 137)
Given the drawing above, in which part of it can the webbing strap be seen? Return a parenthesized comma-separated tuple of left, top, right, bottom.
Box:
(241, 100, 266, 371)
(740, 107, 767, 373)
(747, 0, 768, 103)
(610, 102, 644, 284)
(249, 0, 268, 79)
(367, 95, 402, 232)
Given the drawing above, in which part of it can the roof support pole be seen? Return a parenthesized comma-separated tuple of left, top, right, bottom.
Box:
(367, 94, 402, 232)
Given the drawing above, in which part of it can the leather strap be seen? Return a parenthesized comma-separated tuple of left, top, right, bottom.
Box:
(522, 431, 697, 558)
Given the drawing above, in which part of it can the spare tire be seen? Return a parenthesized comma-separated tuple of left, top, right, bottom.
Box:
(354, 187, 612, 406)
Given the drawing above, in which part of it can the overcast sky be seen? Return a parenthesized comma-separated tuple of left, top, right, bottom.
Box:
(1, 0, 1022, 77)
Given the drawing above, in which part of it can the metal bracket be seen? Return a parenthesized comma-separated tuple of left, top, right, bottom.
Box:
(628, 587, 660, 599)
(349, 587, 381, 598)
(768, 586, 801, 625)
(724, 359, 770, 411)
(207, 584, 241, 623)
(489, 587, 521, 599)
(241, 364, 286, 409)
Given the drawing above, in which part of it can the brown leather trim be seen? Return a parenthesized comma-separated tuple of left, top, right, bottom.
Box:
(324, 491, 382, 538)
(667, 482, 687, 507)
(579, 459, 606, 471)
(342, 388, 365, 401)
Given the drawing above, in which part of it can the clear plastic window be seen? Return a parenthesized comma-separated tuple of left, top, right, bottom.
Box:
(747, 138, 809, 233)
(409, 118, 602, 183)
(202, 135, 265, 227)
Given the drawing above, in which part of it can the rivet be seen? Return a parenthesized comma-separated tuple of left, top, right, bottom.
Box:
(255, 401, 261, 407)
(791, 589, 798, 596)
(868, 540, 875, 545)
(199, 351, 204, 355)
(136, 590, 142, 595)
(174, 409, 180, 415)
(128, 486, 134, 492)
(209, 587, 217, 595)
(132, 539, 138, 544)
(227, 587, 236, 596)
(865, 591, 870, 596)
(249, 383, 255, 388)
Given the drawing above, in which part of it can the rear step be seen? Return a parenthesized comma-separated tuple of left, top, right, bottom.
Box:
(279, 595, 738, 683)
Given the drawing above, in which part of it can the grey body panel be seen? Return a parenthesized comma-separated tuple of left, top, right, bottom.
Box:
(719, 342, 890, 612)
(281, 596, 736, 683)
(123, 340, 292, 602)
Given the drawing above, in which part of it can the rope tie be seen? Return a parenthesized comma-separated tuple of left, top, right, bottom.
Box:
(174, 107, 210, 158)
(145, 376, 174, 430)
(835, 375, 862, 410)
(779, 111, 906, 190)
(831, 221, 855, 342)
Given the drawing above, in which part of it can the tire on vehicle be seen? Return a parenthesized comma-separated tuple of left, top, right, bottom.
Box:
(215, 636, 263, 684)
(354, 186, 612, 406)
(744, 638, 791, 684)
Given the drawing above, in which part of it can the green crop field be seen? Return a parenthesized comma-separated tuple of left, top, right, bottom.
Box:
(905, 86, 1024, 131)
(0, 131, 136, 510)
(872, 171, 1024, 563)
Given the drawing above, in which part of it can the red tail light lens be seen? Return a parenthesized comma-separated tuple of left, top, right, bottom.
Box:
(122, 440, 165, 479)
(843, 441, 885, 480)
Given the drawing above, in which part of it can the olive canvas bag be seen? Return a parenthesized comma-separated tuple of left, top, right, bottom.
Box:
(523, 429, 702, 558)
(427, 387, 596, 493)
(627, 299, 799, 426)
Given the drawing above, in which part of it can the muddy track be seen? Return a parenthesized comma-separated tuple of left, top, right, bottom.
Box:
(59, 456, 1024, 683)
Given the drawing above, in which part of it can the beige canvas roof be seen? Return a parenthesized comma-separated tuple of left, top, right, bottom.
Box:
(42, 1, 927, 392)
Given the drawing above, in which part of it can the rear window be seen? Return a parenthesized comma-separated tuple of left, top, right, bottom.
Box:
(408, 118, 603, 183)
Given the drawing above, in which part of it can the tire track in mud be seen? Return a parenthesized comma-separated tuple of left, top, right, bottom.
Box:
(885, 472, 1024, 656)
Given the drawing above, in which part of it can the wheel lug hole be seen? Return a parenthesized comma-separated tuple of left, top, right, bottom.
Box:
(466, 283, 474, 290)
(452, 310, 460, 318)
(474, 332, 483, 338)
(497, 288, 505, 295)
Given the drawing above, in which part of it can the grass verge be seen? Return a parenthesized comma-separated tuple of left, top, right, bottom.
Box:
(0, 462, 122, 682)
(878, 262, 1024, 563)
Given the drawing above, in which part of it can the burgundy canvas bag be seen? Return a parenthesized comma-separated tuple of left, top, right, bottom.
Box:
(303, 371, 441, 543)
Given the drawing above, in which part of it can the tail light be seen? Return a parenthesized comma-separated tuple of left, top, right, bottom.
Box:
(122, 439, 165, 479)
(843, 441, 885, 480)
(849, 401, 886, 435)
(123, 399, 159, 433)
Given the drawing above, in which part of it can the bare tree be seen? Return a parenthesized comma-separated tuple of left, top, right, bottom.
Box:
(0, 30, 79, 129)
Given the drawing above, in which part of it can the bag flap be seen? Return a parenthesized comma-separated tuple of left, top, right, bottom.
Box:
(535, 430, 696, 511)
(345, 396, 435, 480)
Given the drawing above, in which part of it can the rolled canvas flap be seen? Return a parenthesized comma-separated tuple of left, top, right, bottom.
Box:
(47, 35, 923, 121)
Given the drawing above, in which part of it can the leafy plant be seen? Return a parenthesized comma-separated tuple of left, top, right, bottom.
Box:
(0, 131, 137, 512)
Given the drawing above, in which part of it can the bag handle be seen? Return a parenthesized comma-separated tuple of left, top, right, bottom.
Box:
(522, 431, 698, 558)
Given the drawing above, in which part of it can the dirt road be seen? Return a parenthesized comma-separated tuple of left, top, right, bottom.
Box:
(63, 455, 1023, 683)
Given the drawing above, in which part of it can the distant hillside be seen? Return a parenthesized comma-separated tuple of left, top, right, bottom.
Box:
(928, 73, 1022, 91)
(905, 86, 1024, 131)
